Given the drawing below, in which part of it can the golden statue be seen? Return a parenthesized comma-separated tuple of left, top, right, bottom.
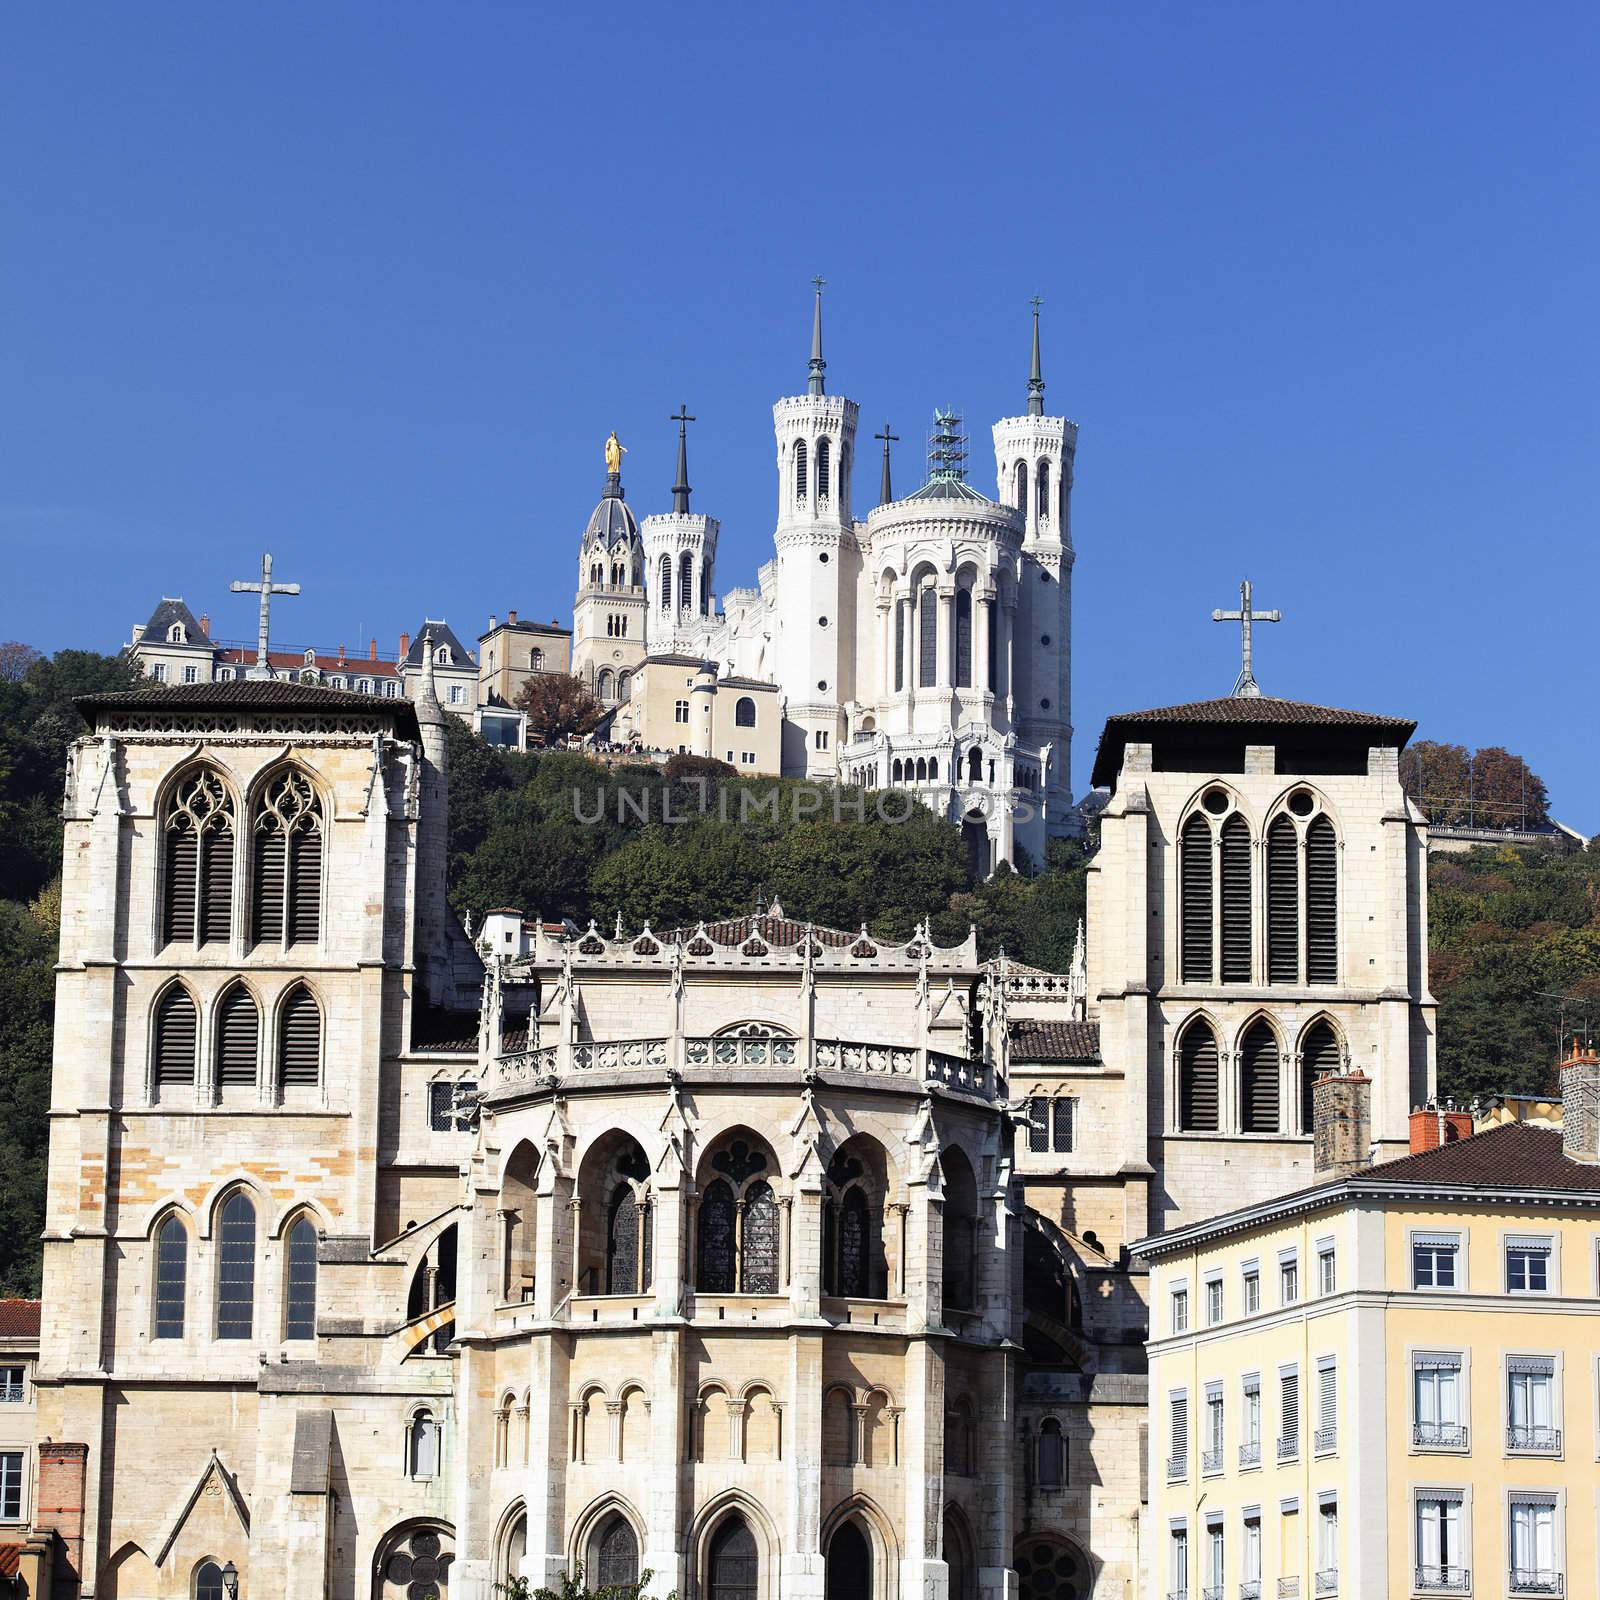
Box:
(604, 431, 626, 475)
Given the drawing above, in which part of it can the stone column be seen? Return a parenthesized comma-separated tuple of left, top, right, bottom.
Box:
(936, 587, 954, 687)
(877, 599, 892, 702)
(521, 1330, 573, 1588)
(786, 1167, 827, 1600)
(646, 1325, 687, 1596)
(975, 593, 993, 694)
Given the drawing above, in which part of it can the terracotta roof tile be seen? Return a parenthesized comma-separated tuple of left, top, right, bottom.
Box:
(0, 1299, 41, 1338)
(1010, 1020, 1101, 1062)
(78, 677, 421, 737)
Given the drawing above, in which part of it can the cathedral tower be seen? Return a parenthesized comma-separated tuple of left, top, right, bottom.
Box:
(641, 406, 720, 656)
(571, 440, 648, 708)
(992, 304, 1076, 817)
(771, 281, 860, 776)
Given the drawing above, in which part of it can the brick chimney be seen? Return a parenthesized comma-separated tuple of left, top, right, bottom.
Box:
(198, 612, 210, 637)
(338, 643, 347, 665)
(1313, 1071, 1372, 1178)
(488, 614, 498, 633)
(1409, 1104, 1473, 1154)
(1560, 1038, 1600, 1164)
(508, 608, 518, 625)
(399, 632, 411, 661)
(370, 639, 378, 660)
(35, 1441, 89, 1588)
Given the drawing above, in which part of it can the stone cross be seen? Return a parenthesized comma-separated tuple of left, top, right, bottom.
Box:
(1212, 577, 1280, 698)
(230, 553, 301, 680)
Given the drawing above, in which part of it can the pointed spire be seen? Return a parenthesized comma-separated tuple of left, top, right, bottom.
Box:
(1027, 296, 1045, 417)
(874, 421, 899, 506)
(415, 626, 445, 729)
(808, 276, 827, 395)
(670, 404, 695, 514)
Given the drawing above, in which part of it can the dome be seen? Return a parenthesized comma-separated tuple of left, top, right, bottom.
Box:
(584, 482, 641, 550)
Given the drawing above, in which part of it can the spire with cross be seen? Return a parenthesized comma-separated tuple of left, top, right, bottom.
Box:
(808, 276, 826, 395)
(1027, 295, 1045, 416)
(873, 421, 899, 506)
(670, 403, 696, 514)
(1212, 578, 1281, 698)
(229, 553, 301, 679)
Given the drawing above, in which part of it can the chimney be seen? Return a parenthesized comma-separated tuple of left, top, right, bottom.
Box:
(338, 643, 347, 665)
(1560, 1037, 1600, 1164)
(370, 639, 378, 660)
(399, 632, 411, 661)
(508, 608, 518, 625)
(1409, 1104, 1473, 1154)
(1313, 1071, 1372, 1178)
(199, 612, 210, 637)
(488, 614, 498, 633)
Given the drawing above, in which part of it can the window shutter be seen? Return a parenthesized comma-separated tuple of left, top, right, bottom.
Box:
(817, 437, 831, 500)
(1319, 1362, 1337, 1431)
(1219, 813, 1252, 983)
(215, 986, 259, 1088)
(164, 825, 198, 945)
(794, 439, 808, 502)
(1180, 815, 1213, 982)
(1305, 816, 1338, 982)
(278, 987, 321, 1087)
(288, 826, 321, 945)
(1281, 1370, 1300, 1445)
(1179, 1024, 1220, 1132)
(200, 822, 233, 945)
(1240, 1021, 1281, 1133)
(1170, 1393, 1189, 1466)
(253, 824, 286, 944)
(154, 987, 197, 1087)
(1266, 815, 1299, 983)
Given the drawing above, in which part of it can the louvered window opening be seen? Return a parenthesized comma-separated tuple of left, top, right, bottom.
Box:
(1178, 1024, 1220, 1132)
(1301, 1021, 1342, 1134)
(215, 986, 259, 1089)
(894, 602, 906, 692)
(1267, 815, 1300, 983)
(1180, 816, 1212, 982)
(817, 437, 831, 500)
(285, 1217, 317, 1339)
(216, 1192, 256, 1339)
(253, 770, 323, 948)
(954, 589, 972, 687)
(1240, 1021, 1281, 1134)
(278, 986, 321, 1088)
(1280, 1371, 1300, 1450)
(1306, 816, 1338, 982)
(659, 555, 672, 612)
(154, 1216, 187, 1339)
(1169, 1393, 1189, 1465)
(1219, 813, 1252, 983)
(680, 552, 694, 614)
(1036, 460, 1051, 521)
(154, 987, 198, 1089)
(163, 769, 234, 947)
(918, 586, 937, 688)
(794, 439, 808, 502)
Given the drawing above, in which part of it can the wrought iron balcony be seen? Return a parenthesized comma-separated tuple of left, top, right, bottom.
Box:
(1204, 1588, 1224, 1600)
(1506, 1424, 1561, 1454)
(1313, 1425, 1337, 1452)
(1166, 1455, 1187, 1482)
(1202, 1447, 1223, 1473)
(1240, 1584, 1262, 1600)
(1412, 1421, 1468, 1449)
(1508, 1571, 1563, 1596)
(1276, 1581, 1300, 1599)
(1314, 1570, 1339, 1595)
(1239, 1440, 1261, 1466)
(1276, 1435, 1298, 1461)
(1414, 1566, 1470, 1593)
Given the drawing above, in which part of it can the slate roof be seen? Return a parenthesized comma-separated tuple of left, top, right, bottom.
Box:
(1010, 1019, 1101, 1062)
(77, 677, 421, 738)
(665, 912, 860, 949)
(0, 1299, 41, 1339)
(138, 598, 216, 650)
(400, 621, 477, 670)
(903, 477, 994, 504)
(583, 486, 641, 547)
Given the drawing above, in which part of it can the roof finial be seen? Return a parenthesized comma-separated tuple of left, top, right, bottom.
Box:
(1027, 296, 1045, 417)
(670, 404, 695, 514)
(874, 421, 899, 506)
(1212, 577, 1282, 698)
(808, 276, 827, 395)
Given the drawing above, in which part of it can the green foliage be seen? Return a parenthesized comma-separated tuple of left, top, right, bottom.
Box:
(497, 1562, 673, 1600)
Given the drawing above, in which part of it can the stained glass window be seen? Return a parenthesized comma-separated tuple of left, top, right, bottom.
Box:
(596, 1517, 639, 1589)
(608, 1186, 639, 1295)
(710, 1518, 758, 1600)
(741, 1181, 779, 1293)
(216, 1192, 256, 1338)
(698, 1180, 736, 1292)
(838, 1188, 869, 1297)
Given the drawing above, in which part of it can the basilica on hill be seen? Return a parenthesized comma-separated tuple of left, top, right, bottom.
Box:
(22, 297, 1439, 1600)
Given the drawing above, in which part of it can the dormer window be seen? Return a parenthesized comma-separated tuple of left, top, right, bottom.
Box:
(434, 645, 452, 666)
(167, 623, 187, 644)
(303, 648, 317, 666)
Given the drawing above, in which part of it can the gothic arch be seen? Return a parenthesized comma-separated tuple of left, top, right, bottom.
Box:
(371, 1519, 454, 1600)
(273, 980, 324, 1092)
(570, 1494, 647, 1586)
(1234, 1010, 1286, 1136)
(196, 1173, 268, 1241)
(942, 1507, 977, 1600)
(575, 1130, 652, 1297)
(149, 976, 200, 1098)
(822, 1498, 897, 1600)
(1175, 1011, 1223, 1133)
(210, 978, 262, 1095)
(939, 1145, 979, 1313)
(1012, 1534, 1095, 1600)
(494, 1500, 528, 1590)
(688, 1488, 782, 1600)
(822, 1133, 894, 1300)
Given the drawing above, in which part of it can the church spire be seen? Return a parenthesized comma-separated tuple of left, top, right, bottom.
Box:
(808, 276, 827, 395)
(1027, 296, 1045, 417)
(670, 404, 695, 514)
(874, 421, 899, 506)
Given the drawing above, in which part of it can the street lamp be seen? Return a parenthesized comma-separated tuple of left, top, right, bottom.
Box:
(221, 1560, 239, 1600)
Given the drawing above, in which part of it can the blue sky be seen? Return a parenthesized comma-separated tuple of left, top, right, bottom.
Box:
(4, 2, 1597, 827)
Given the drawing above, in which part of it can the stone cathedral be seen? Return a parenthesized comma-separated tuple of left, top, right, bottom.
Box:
(31, 393, 1438, 1599)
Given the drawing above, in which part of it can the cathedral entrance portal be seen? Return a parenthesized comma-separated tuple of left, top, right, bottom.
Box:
(825, 1520, 872, 1600)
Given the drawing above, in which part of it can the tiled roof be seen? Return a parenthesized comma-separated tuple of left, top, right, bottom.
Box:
(666, 913, 859, 949)
(77, 677, 421, 737)
(1102, 696, 1415, 730)
(1010, 1020, 1101, 1062)
(217, 646, 399, 679)
(139, 597, 216, 649)
(411, 1004, 481, 1054)
(0, 1299, 41, 1338)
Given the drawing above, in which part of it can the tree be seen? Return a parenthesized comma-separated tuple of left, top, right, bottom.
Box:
(516, 673, 602, 747)
(1468, 746, 1550, 829)
(498, 1563, 673, 1600)
(1400, 739, 1552, 830)
(0, 642, 42, 683)
(1399, 741, 1470, 826)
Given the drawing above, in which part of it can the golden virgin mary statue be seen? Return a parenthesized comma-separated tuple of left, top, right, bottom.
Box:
(604, 431, 626, 474)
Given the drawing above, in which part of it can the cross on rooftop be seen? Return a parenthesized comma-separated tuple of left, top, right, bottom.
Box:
(1211, 577, 1281, 698)
(229, 553, 301, 679)
(873, 421, 899, 505)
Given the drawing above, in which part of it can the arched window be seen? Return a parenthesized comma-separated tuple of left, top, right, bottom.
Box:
(817, 436, 832, 501)
(928, 756, 939, 781)
(954, 588, 972, 686)
(794, 439, 808, 503)
(659, 554, 673, 612)
(195, 1562, 225, 1600)
(1220, 812, 1252, 983)
(894, 599, 906, 692)
(618, 671, 631, 699)
(153, 984, 198, 1093)
(595, 1516, 640, 1589)
(702, 557, 712, 615)
(696, 1179, 736, 1293)
(680, 552, 695, 614)
(740, 1180, 779, 1293)
(284, 1215, 318, 1339)
(1306, 815, 1338, 982)
(597, 668, 615, 702)
(1036, 460, 1052, 522)
(607, 1183, 643, 1294)
(945, 1512, 975, 1600)
(252, 770, 322, 948)
(891, 759, 902, 783)
(710, 1516, 758, 1600)
(215, 983, 259, 1092)
(826, 1520, 870, 1600)
(831, 1186, 880, 1298)
(1239, 1019, 1281, 1134)
(407, 1223, 458, 1353)
(918, 585, 937, 687)
(1014, 460, 1028, 509)
(612, 563, 623, 586)
(915, 757, 927, 782)
(591, 561, 603, 585)
(163, 768, 235, 948)
(942, 1151, 978, 1312)
(216, 1192, 256, 1339)
(277, 985, 321, 1089)
(154, 1215, 187, 1339)
(1301, 1021, 1342, 1133)
(1267, 814, 1300, 983)
(531, 647, 544, 670)
(408, 1408, 439, 1478)
(735, 696, 757, 728)
(967, 746, 982, 782)
(1038, 1417, 1067, 1487)
(1178, 1020, 1220, 1132)
(168, 623, 188, 645)
(1180, 814, 1213, 983)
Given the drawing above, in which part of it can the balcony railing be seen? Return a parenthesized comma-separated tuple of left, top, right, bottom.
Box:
(1239, 1440, 1261, 1466)
(1276, 1581, 1301, 1599)
(1412, 1421, 1468, 1449)
(1314, 1570, 1339, 1595)
(0, 1379, 23, 1404)
(1277, 1435, 1299, 1461)
(1313, 1425, 1337, 1452)
(1506, 1424, 1561, 1454)
(1204, 1588, 1224, 1600)
(1202, 1447, 1223, 1473)
(1414, 1568, 1470, 1594)
(1509, 1571, 1563, 1596)
(1166, 1456, 1187, 1482)
(1240, 1584, 1262, 1600)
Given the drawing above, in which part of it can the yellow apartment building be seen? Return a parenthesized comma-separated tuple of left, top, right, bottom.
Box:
(1134, 1050, 1600, 1600)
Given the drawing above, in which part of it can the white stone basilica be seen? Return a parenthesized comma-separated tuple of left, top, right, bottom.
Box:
(573, 294, 1078, 869)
